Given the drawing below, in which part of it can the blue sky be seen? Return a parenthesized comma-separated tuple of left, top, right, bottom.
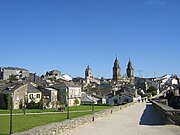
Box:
(0, 0, 180, 78)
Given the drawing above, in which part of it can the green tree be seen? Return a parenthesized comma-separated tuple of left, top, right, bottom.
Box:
(147, 86, 157, 96)
(147, 86, 157, 92)
(9, 74, 18, 81)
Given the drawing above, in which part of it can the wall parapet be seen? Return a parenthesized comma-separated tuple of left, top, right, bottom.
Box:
(152, 100, 180, 126)
(13, 102, 136, 135)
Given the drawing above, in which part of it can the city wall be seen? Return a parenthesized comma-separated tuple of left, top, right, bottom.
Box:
(152, 100, 180, 126)
(13, 102, 135, 135)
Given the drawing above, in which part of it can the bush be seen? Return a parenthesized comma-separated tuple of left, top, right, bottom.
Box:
(27, 101, 43, 109)
(152, 91, 157, 96)
(145, 93, 151, 98)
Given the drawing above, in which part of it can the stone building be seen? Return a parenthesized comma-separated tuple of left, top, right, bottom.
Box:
(85, 65, 93, 84)
(0, 82, 43, 109)
(44, 70, 61, 80)
(126, 59, 134, 84)
(112, 57, 121, 82)
(112, 57, 134, 85)
(27, 83, 42, 104)
(84, 65, 100, 85)
(50, 82, 81, 106)
(0, 67, 29, 80)
(41, 87, 58, 108)
(0, 82, 28, 109)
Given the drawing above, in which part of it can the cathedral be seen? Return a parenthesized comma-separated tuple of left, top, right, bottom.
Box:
(84, 65, 100, 84)
(85, 65, 93, 84)
(84, 57, 134, 85)
(112, 56, 134, 85)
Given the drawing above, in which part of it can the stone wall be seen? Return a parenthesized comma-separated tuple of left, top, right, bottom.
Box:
(152, 101, 180, 125)
(13, 102, 135, 135)
(13, 84, 28, 109)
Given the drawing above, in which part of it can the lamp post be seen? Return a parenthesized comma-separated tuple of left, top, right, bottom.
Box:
(23, 95, 27, 115)
(92, 96, 94, 112)
(67, 89, 70, 119)
(9, 92, 13, 135)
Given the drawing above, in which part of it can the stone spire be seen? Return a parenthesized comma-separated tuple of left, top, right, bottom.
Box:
(127, 58, 134, 71)
(113, 56, 121, 82)
(126, 58, 134, 84)
(85, 65, 93, 84)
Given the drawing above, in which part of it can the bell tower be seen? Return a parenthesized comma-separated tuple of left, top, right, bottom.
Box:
(113, 56, 121, 82)
(126, 58, 134, 84)
(85, 65, 93, 84)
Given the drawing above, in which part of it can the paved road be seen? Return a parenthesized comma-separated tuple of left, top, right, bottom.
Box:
(62, 102, 180, 135)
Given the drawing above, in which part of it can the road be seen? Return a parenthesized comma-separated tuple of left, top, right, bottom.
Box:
(62, 102, 180, 135)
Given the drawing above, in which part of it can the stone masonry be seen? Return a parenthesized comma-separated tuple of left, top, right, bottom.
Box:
(152, 101, 180, 126)
(13, 102, 135, 135)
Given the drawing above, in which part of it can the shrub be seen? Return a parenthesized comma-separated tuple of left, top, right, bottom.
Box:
(145, 93, 151, 98)
(152, 91, 157, 96)
(27, 101, 42, 109)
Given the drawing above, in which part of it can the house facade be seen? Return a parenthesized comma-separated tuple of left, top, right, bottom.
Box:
(51, 82, 81, 106)
(106, 85, 136, 105)
(13, 84, 28, 109)
(0, 82, 28, 109)
(42, 87, 58, 108)
(27, 83, 42, 104)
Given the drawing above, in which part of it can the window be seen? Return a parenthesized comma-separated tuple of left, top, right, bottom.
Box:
(37, 94, 40, 98)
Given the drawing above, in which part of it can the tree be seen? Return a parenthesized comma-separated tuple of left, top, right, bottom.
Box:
(147, 86, 157, 92)
(147, 86, 157, 96)
(9, 74, 18, 81)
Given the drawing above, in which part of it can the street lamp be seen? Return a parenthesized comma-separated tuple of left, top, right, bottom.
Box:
(23, 95, 27, 115)
(92, 96, 94, 112)
(10, 92, 13, 134)
(67, 89, 70, 119)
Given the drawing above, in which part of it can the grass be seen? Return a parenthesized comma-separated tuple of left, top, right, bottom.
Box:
(0, 105, 111, 135)
(0, 112, 94, 135)
(0, 105, 111, 114)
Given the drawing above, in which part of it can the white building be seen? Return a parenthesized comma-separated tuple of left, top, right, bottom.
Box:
(51, 82, 81, 106)
(27, 83, 42, 104)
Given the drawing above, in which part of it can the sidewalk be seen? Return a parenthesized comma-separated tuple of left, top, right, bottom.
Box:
(0, 110, 95, 116)
(62, 102, 180, 135)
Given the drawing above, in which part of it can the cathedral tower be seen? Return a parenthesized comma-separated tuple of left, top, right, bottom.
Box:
(113, 56, 121, 82)
(126, 59, 134, 83)
(85, 65, 93, 84)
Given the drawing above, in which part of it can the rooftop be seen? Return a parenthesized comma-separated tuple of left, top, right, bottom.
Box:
(1, 67, 28, 71)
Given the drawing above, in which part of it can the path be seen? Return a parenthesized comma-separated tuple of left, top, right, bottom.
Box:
(0, 110, 95, 116)
(62, 102, 180, 135)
